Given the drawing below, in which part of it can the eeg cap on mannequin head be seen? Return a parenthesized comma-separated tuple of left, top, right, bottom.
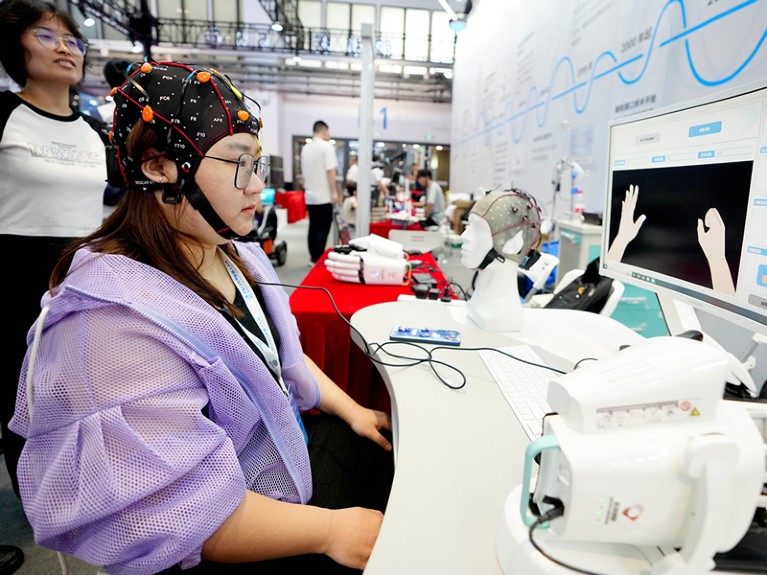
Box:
(109, 61, 262, 194)
(469, 189, 541, 266)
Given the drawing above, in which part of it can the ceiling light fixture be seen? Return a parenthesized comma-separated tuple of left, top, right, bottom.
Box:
(271, 21, 283, 32)
(83, 16, 95, 27)
(440, 0, 472, 32)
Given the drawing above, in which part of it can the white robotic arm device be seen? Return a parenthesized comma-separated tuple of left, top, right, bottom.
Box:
(497, 337, 767, 575)
(325, 234, 408, 285)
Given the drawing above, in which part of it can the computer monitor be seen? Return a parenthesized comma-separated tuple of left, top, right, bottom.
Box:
(601, 80, 767, 338)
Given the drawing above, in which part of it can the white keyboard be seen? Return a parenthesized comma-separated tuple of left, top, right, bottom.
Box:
(480, 346, 562, 440)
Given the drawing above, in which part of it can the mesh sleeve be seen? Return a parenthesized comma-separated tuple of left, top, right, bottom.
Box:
(14, 305, 247, 575)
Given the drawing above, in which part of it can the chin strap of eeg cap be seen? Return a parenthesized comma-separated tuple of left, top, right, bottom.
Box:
(476, 247, 506, 270)
(183, 185, 240, 239)
(163, 160, 241, 240)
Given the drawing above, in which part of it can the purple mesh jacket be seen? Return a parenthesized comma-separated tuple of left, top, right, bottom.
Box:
(10, 241, 321, 575)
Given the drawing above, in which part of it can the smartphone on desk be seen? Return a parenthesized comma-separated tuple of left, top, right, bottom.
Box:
(390, 326, 461, 346)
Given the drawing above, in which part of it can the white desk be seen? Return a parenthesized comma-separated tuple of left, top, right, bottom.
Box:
(350, 301, 645, 574)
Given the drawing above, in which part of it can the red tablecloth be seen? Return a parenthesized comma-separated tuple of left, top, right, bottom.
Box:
(289, 248, 450, 412)
(369, 219, 421, 239)
(275, 190, 307, 223)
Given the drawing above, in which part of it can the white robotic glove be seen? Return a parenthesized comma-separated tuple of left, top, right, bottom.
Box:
(349, 234, 405, 260)
(325, 250, 408, 285)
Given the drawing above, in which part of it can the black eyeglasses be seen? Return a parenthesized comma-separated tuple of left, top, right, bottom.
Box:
(31, 28, 87, 56)
(203, 153, 270, 189)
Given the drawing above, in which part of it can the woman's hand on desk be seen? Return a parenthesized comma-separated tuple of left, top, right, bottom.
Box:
(203, 490, 383, 570)
(304, 354, 393, 452)
(347, 405, 393, 452)
(324, 506, 384, 569)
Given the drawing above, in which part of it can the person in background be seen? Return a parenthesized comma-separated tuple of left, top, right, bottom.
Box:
(10, 61, 393, 575)
(0, 0, 106, 499)
(342, 187, 358, 239)
(408, 163, 424, 202)
(416, 168, 446, 228)
(344, 154, 358, 198)
(300, 120, 338, 264)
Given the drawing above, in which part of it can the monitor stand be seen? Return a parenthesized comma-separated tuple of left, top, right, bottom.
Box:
(657, 294, 703, 338)
(657, 294, 760, 396)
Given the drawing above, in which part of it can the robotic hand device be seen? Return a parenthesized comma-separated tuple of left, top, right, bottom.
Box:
(325, 234, 408, 285)
(497, 336, 767, 575)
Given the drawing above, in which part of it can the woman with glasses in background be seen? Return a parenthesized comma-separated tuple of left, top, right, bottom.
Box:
(0, 0, 106, 503)
(10, 61, 394, 575)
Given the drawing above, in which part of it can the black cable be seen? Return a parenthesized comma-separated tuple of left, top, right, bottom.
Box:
(528, 507, 606, 575)
(254, 280, 468, 388)
(573, 357, 599, 370)
(254, 280, 567, 391)
(440, 346, 566, 375)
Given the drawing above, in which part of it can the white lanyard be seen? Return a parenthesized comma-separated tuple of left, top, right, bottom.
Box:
(221, 251, 288, 397)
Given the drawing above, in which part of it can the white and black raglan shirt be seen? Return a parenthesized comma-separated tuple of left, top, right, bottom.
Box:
(0, 91, 106, 237)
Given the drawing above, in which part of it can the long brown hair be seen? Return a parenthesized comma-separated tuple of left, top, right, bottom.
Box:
(51, 121, 254, 317)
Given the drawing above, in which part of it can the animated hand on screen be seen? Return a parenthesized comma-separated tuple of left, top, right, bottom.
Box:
(697, 207, 735, 295)
(325, 250, 408, 285)
(606, 185, 646, 262)
(697, 208, 727, 261)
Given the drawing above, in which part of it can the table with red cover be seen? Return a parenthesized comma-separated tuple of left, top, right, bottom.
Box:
(369, 219, 421, 239)
(288, 248, 450, 412)
(274, 190, 307, 223)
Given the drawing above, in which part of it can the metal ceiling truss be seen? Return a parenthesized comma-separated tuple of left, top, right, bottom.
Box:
(69, 1, 454, 103)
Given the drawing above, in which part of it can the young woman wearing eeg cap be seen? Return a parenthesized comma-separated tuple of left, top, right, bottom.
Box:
(9, 61, 394, 575)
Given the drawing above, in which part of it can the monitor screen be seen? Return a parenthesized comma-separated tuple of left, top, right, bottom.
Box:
(601, 81, 767, 337)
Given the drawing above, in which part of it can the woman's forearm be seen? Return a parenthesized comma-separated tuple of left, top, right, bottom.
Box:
(304, 353, 359, 421)
(203, 490, 332, 562)
(203, 490, 383, 569)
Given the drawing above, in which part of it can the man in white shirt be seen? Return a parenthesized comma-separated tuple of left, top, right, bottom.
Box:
(300, 120, 339, 263)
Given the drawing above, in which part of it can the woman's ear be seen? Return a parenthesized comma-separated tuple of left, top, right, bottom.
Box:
(141, 152, 178, 184)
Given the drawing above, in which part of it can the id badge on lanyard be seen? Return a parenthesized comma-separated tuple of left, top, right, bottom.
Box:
(222, 251, 308, 442)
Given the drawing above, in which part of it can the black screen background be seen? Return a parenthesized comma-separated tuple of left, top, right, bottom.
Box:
(608, 161, 753, 290)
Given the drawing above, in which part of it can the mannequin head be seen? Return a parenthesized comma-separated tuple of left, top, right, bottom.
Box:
(460, 213, 494, 269)
(460, 189, 541, 270)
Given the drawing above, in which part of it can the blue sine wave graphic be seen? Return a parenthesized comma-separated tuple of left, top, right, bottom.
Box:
(461, 0, 767, 146)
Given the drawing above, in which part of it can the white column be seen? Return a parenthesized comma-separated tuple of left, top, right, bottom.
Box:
(356, 22, 375, 237)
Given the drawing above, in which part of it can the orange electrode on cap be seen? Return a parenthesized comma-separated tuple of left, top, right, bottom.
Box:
(237, 110, 249, 121)
(196, 71, 211, 83)
(142, 105, 153, 122)
(141, 62, 152, 73)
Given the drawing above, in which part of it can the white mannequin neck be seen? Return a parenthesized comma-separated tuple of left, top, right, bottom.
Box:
(466, 259, 523, 332)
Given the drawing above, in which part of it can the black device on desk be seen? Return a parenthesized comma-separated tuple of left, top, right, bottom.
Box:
(411, 272, 437, 286)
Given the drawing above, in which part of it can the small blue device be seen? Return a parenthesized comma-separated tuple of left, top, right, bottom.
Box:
(390, 326, 461, 346)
